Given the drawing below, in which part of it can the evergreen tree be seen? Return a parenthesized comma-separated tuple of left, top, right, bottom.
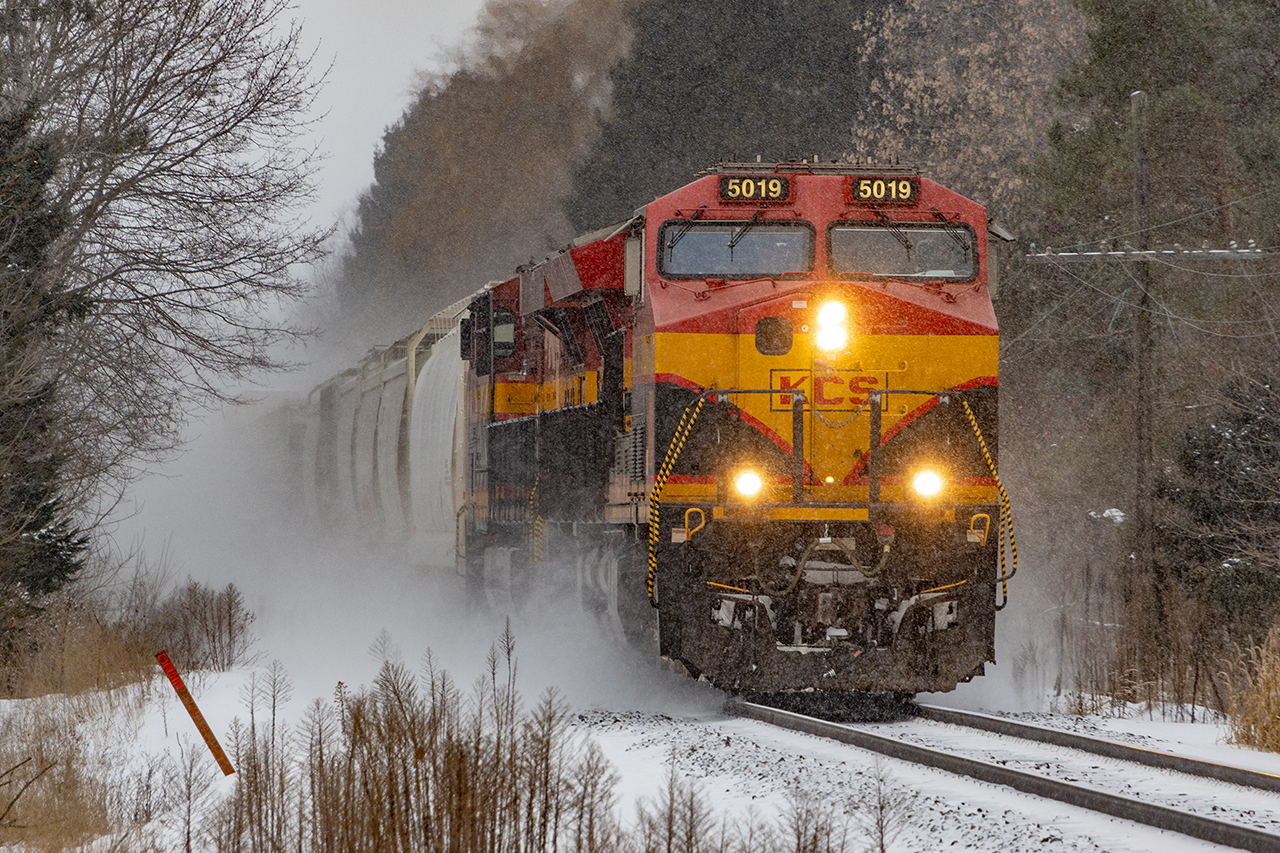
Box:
(0, 100, 88, 595)
(1027, 0, 1275, 246)
(1001, 0, 1280, 696)
(1004, 0, 1280, 424)
(1158, 379, 1280, 642)
(565, 0, 882, 231)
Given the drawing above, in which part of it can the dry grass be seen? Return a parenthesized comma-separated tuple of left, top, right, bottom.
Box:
(6, 590, 156, 698)
(1227, 627, 1280, 752)
(0, 570, 876, 852)
(1052, 560, 1235, 721)
(203, 627, 633, 852)
(0, 686, 145, 850)
(198, 628, 870, 853)
(0, 564, 258, 850)
(1, 568, 256, 700)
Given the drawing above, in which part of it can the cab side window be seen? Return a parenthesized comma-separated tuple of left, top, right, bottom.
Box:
(493, 308, 517, 359)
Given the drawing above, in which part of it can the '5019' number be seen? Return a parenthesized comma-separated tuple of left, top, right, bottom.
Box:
(720, 176, 790, 201)
(853, 177, 918, 203)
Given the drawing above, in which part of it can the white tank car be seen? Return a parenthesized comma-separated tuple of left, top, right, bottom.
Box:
(408, 326, 467, 567)
(298, 295, 472, 557)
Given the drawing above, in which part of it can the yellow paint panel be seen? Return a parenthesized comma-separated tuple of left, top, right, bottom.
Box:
(877, 484, 999, 504)
(768, 507, 869, 521)
(654, 329, 998, 509)
(494, 381, 537, 416)
(716, 505, 871, 522)
(655, 332, 997, 393)
(654, 333, 738, 387)
(661, 482, 717, 501)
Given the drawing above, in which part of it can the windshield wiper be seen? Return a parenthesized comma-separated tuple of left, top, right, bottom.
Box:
(874, 209, 914, 257)
(667, 205, 708, 254)
(932, 209, 972, 260)
(728, 208, 766, 253)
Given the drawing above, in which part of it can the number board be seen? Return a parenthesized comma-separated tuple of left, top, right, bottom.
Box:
(849, 176, 919, 205)
(719, 175, 792, 202)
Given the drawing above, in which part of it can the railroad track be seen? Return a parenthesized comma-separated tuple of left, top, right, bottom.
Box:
(730, 700, 1280, 852)
(915, 703, 1280, 794)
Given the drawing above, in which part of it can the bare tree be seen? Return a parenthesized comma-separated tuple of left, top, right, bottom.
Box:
(856, 758, 908, 853)
(854, 0, 1088, 210)
(0, 0, 328, 517)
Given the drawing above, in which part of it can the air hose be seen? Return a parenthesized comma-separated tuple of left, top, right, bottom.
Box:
(756, 535, 890, 597)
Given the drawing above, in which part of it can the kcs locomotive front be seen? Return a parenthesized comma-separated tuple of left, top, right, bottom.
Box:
(452, 162, 1015, 697)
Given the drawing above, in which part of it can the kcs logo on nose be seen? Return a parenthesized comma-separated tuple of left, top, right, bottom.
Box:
(771, 370, 881, 412)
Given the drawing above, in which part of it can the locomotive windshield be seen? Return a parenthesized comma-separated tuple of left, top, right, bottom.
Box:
(829, 223, 977, 281)
(659, 221, 814, 279)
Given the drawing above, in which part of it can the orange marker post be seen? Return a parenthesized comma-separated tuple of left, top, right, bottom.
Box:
(155, 651, 236, 776)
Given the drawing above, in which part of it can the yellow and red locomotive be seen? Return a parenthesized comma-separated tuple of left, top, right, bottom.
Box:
(301, 162, 1013, 698)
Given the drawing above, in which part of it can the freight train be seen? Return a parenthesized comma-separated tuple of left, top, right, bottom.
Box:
(292, 162, 1016, 699)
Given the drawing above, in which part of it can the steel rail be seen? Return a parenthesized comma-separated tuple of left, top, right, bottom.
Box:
(730, 701, 1280, 853)
(916, 703, 1280, 795)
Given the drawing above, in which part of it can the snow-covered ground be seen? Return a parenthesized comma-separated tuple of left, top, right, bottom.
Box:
(575, 705, 1280, 852)
(12, 641, 1277, 852)
(21, 405, 1271, 851)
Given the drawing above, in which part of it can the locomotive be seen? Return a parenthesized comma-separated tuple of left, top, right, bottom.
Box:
(296, 162, 1015, 698)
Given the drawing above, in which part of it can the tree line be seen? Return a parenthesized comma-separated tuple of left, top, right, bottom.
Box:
(335, 0, 1280, 709)
(6, 0, 1280, 709)
(0, 0, 325, 679)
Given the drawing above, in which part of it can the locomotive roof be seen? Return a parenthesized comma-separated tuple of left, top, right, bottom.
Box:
(701, 161, 920, 177)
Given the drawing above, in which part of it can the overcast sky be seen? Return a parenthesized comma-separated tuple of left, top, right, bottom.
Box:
(292, 0, 490, 230)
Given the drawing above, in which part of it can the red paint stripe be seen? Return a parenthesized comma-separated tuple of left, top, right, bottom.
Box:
(953, 376, 998, 390)
(876, 377, 997, 448)
(652, 285, 1000, 336)
(654, 373, 703, 390)
(879, 395, 939, 447)
(842, 476, 999, 487)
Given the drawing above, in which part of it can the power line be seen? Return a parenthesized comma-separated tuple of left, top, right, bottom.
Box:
(1036, 184, 1280, 249)
(1027, 246, 1269, 264)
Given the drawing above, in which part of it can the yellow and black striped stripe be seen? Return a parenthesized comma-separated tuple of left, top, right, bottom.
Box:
(647, 395, 706, 606)
(962, 399, 1017, 609)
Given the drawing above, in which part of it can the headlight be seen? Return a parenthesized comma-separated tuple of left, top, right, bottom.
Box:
(912, 470, 944, 497)
(733, 470, 763, 497)
(817, 301, 846, 326)
(816, 300, 847, 352)
(815, 325, 846, 351)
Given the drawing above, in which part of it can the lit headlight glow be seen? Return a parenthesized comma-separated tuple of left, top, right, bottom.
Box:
(816, 325, 846, 351)
(817, 301, 846, 326)
(816, 300, 848, 352)
(912, 470, 944, 497)
(733, 470, 763, 497)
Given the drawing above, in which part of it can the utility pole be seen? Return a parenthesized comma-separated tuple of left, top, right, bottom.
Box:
(1028, 90, 1268, 581)
(1131, 90, 1154, 581)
